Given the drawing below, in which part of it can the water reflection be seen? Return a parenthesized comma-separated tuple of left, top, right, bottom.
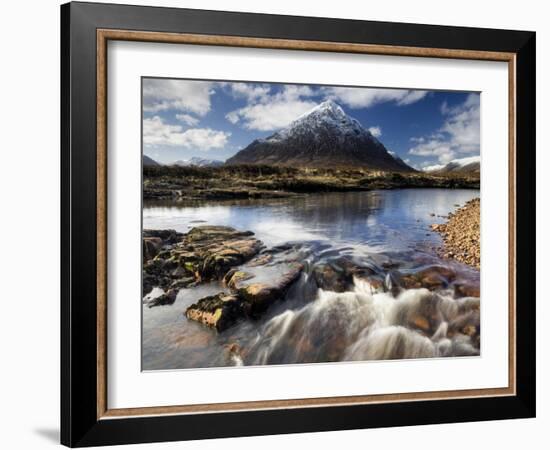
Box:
(143, 189, 479, 250)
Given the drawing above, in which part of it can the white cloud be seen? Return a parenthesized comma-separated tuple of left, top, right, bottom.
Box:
(225, 110, 240, 125)
(368, 126, 382, 137)
(409, 139, 456, 163)
(225, 85, 317, 131)
(323, 87, 428, 109)
(423, 163, 446, 172)
(410, 136, 425, 143)
(143, 79, 214, 115)
(227, 83, 271, 101)
(408, 93, 480, 163)
(225, 83, 427, 131)
(227, 100, 317, 131)
(143, 116, 230, 151)
(175, 113, 200, 126)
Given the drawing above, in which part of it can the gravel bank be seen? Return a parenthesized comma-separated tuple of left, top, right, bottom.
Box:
(431, 198, 480, 269)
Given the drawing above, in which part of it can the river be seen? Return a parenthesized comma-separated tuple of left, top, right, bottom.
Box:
(142, 188, 480, 370)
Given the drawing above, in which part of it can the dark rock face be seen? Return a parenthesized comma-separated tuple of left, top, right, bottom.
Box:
(226, 101, 414, 172)
(143, 154, 160, 166)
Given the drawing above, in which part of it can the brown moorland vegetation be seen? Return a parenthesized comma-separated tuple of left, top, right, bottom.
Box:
(143, 164, 480, 201)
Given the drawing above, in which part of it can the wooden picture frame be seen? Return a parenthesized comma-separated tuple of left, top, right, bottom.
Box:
(61, 1, 536, 447)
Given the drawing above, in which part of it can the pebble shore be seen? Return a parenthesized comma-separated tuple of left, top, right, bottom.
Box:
(431, 198, 480, 269)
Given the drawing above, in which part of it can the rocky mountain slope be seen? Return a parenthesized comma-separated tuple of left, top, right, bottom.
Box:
(143, 154, 160, 166)
(226, 100, 413, 172)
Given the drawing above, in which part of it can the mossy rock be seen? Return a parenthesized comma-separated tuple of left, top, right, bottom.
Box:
(185, 292, 244, 331)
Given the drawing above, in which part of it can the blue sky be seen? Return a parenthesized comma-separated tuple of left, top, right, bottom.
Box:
(142, 78, 480, 170)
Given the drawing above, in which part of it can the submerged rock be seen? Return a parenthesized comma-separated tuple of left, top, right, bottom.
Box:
(313, 256, 375, 293)
(388, 289, 480, 350)
(376, 265, 457, 296)
(391, 290, 446, 337)
(313, 262, 353, 292)
(453, 282, 480, 298)
(147, 288, 178, 308)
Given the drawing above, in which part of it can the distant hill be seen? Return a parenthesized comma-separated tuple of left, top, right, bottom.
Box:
(172, 156, 224, 168)
(226, 100, 414, 172)
(143, 155, 160, 166)
(425, 156, 480, 175)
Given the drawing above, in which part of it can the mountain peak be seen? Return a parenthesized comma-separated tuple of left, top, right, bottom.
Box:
(293, 100, 348, 125)
(226, 101, 414, 172)
(312, 99, 345, 115)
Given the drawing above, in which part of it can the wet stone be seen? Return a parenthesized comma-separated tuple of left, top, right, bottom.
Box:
(142, 226, 263, 303)
(143, 237, 163, 262)
(223, 269, 255, 289)
(313, 263, 352, 292)
(453, 282, 480, 298)
(147, 288, 178, 308)
(237, 262, 304, 317)
(185, 292, 244, 332)
(143, 229, 184, 244)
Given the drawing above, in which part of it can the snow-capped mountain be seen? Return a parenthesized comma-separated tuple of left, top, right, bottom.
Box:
(424, 156, 480, 174)
(226, 100, 413, 171)
(143, 154, 160, 166)
(172, 156, 224, 167)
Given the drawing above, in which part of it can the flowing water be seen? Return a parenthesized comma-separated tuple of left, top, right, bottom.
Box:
(142, 189, 480, 370)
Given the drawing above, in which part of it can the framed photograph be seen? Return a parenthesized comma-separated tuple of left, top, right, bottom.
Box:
(61, 1, 536, 447)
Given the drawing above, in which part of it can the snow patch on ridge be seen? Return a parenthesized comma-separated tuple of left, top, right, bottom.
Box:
(423, 155, 480, 172)
(264, 100, 379, 146)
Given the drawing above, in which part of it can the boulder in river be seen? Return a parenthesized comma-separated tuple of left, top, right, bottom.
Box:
(185, 292, 244, 331)
(186, 261, 304, 330)
(143, 237, 163, 262)
(313, 262, 353, 292)
(223, 269, 255, 289)
(143, 226, 263, 304)
(237, 262, 304, 316)
(376, 265, 457, 296)
(143, 228, 184, 244)
(147, 288, 178, 308)
(453, 281, 480, 298)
